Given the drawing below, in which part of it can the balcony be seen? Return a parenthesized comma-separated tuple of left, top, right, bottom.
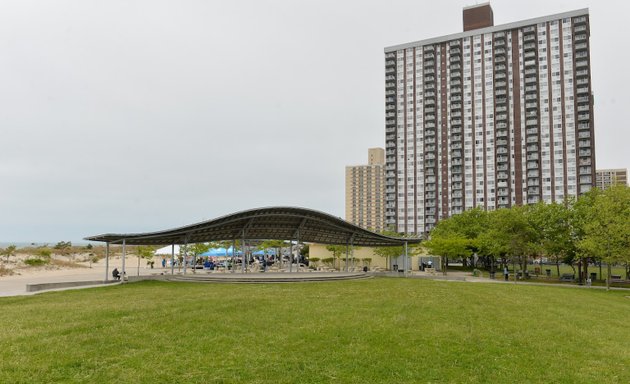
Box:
(450, 55, 461, 63)
(528, 187, 541, 195)
(497, 189, 509, 197)
(524, 51, 537, 59)
(527, 170, 539, 178)
(574, 25, 587, 32)
(578, 131, 591, 139)
(579, 139, 591, 147)
(496, 106, 507, 113)
(579, 149, 591, 156)
(523, 34, 536, 42)
(497, 164, 509, 171)
(579, 158, 592, 166)
(577, 105, 589, 112)
(576, 60, 588, 68)
(526, 136, 539, 143)
(450, 63, 461, 71)
(527, 144, 539, 152)
(575, 42, 588, 51)
(574, 16, 587, 25)
(527, 161, 539, 169)
(424, 52, 435, 59)
(578, 113, 590, 121)
(497, 156, 509, 163)
(496, 139, 508, 146)
(495, 89, 507, 96)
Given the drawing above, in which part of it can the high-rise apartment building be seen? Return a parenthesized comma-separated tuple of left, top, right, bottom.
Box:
(384, 4, 595, 234)
(595, 168, 628, 190)
(346, 148, 386, 232)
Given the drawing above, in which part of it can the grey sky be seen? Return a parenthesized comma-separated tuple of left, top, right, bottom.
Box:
(0, 0, 626, 243)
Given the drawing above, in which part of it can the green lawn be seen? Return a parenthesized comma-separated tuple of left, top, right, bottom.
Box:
(0, 278, 628, 383)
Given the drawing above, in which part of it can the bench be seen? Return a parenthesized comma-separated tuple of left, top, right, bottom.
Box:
(560, 273, 575, 282)
(610, 275, 624, 282)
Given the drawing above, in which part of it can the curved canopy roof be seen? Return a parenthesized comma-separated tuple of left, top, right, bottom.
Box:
(84, 206, 421, 247)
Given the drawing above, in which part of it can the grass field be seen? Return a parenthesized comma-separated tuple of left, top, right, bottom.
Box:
(0, 278, 628, 383)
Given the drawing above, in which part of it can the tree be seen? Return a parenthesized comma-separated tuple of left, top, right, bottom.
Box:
(526, 201, 577, 277)
(188, 243, 211, 273)
(135, 245, 157, 276)
(424, 235, 470, 275)
(579, 185, 630, 290)
(478, 207, 538, 281)
(325, 245, 346, 270)
(259, 240, 285, 268)
(2, 245, 17, 263)
(54, 241, 73, 260)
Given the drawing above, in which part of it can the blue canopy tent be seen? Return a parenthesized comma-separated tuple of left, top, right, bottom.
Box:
(200, 247, 241, 257)
(200, 247, 277, 257)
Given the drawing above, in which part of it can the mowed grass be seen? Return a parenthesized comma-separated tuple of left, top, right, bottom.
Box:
(0, 278, 628, 383)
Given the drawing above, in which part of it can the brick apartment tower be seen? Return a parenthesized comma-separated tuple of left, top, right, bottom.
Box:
(345, 148, 386, 232)
(384, 4, 596, 235)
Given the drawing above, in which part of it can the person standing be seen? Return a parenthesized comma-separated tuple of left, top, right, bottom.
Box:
(503, 266, 509, 281)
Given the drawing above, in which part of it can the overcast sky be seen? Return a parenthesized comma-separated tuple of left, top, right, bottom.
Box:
(0, 0, 627, 243)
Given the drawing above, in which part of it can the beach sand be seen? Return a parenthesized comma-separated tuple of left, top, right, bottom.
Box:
(0, 255, 170, 297)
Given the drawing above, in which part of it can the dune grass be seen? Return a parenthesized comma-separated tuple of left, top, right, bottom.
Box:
(0, 278, 628, 383)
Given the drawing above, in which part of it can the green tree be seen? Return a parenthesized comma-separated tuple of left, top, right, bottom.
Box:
(325, 245, 346, 270)
(54, 241, 73, 259)
(526, 201, 576, 277)
(579, 185, 630, 290)
(2, 245, 17, 263)
(135, 245, 157, 276)
(479, 207, 538, 280)
(259, 240, 285, 268)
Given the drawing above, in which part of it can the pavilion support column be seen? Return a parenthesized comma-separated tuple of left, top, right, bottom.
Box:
(289, 240, 293, 273)
(183, 238, 188, 275)
(170, 243, 175, 275)
(104, 242, 110, 281)
(232, 239, 236, 273)
(296, 230, 300, 273)
(345, 240, 349, 272)
(241, 235, 246, 274)
(404, 241, 408, 277)
(350, 237, 354, 272)
(122, 239, 127, 283)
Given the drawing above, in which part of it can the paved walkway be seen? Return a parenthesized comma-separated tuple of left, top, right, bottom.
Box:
(1, 266, 627, 297)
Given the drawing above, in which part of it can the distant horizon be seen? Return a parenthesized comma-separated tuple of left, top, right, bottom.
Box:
(0, 241, 92, 248)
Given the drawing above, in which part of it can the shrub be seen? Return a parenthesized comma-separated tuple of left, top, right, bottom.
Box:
(24, 258, 49, 266)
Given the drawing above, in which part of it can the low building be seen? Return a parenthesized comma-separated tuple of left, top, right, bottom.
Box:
(595, 168, 628, 190)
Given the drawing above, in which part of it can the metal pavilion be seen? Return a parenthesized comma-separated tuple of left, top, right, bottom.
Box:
(84, 206, 422, 280)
